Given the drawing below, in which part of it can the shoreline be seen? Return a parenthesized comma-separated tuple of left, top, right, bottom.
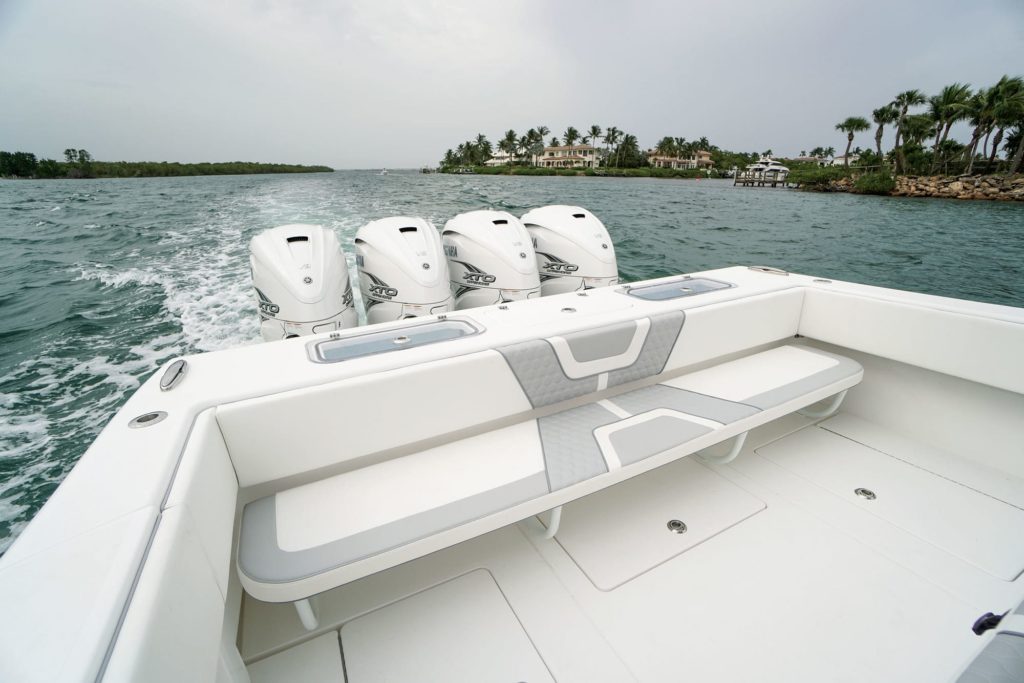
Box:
(796, 173, 1024, 202)
(439, 166, 713, 179)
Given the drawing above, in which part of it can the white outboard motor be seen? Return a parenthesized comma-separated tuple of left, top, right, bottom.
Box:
(442, 210, 541, 309)
(521, 205, 618, 296)
(354, 217, 454, 324)
(249, 224, 357, 342)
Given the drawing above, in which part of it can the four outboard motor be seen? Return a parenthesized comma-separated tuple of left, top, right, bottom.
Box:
(249, 207, 616, 340)
(249, 224, 357, 342)
(354, 217, 454, 324)
(442, 210, 541, 309)
(521, 205, 618, 295)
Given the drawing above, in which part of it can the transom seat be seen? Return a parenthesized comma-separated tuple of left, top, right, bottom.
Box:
(237, 328, 862, 607)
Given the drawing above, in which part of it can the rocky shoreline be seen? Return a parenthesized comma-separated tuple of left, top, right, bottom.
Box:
(892, 175, 1024, 201)
(814, 174, 1024, 201)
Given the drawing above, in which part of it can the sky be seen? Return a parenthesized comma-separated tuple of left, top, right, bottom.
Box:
(1, 0, 1022, 168)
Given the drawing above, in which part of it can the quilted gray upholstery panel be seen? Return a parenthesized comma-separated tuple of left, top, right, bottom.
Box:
(538, 403, 619, 491)
(498, 339, 599, 408)
(957, 634, 1024, 683)
(498, 310, 685, 408)
(606, 311, 685, 388)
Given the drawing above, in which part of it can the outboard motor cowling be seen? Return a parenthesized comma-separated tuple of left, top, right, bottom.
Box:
(442, 210, 541, 309)
(355, 217, 453, 324)
(521, 205, 618, 295)
(249, 224, 357, 342)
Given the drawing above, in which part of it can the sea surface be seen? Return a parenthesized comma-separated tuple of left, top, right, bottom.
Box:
(1, 171, 1022, 552)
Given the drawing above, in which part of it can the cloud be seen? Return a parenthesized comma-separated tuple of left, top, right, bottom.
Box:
(1, 0, 1022, 166)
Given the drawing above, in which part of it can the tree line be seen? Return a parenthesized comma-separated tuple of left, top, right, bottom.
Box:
(831, 75, 1024, 175)
(0, 148, 334, 179)
(440, 125, 758, 172)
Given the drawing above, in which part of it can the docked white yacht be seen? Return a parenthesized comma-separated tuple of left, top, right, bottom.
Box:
(0, 206, 1022, 683)
(745, 156, 790, 175)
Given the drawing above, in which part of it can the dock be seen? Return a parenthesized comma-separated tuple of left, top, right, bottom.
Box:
(733, 168, 790, 188)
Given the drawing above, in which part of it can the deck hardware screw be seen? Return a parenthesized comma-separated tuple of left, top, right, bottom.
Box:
(854, 487, 876, 500)
(519, 252, 527, 258)
(437, 314, 447, 320)
(303, 276, 313, 284)
(422, 263, 430, 269)
(561, 307, 576, 313)
(602, 243, 609, 249)
(330, 332, 340, 339)
(498, 305, 509, 310)
(667, 519, 687, 534)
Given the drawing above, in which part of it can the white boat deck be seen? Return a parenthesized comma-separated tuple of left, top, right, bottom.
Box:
(240, 409, 1024, 682)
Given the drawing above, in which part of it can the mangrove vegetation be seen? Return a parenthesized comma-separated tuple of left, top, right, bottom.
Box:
(0, 149, 334, 179)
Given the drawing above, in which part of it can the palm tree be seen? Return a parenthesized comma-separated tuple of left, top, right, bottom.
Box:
(697, 136, 710, 150)
(927, 84, 972, 173)
(963, 88, 996, 174)
(903, 114, 934, 145)
(499, 129, 518, 166)
(525, 129, 542, 166)
(823, 146, 836, 159)
(474, 134, 492, 165)
(871, 105, 897, 163)
(563, 126, 580, 159)
(987, 76, 1024, 169)
(1008, 122, 1024, 175)
(835, 117, 871, 166)
(585, 125, 602, 165)
(548, 136, 560, 147)
(891, 89, 927, 172)
(603, 127, 622, 167)
(617, 132, 640, 167)
(517, 135, 531, 164)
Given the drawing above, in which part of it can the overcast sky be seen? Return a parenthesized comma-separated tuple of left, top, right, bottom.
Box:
(1, 0, 1022, 168)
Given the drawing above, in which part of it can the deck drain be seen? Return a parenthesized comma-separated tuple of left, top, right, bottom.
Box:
(129, 411, 167, 429)
(854, 487, 877, 500)
(667, 519, 687, 534)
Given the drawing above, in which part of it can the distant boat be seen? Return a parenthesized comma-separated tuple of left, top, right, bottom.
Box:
(379, 168, 388, 176)
(734, 156, 790, 187)
(744, 156, 790, 176)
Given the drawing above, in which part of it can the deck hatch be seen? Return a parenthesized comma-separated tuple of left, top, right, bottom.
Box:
(309, 318, 481, 363)
(623, 276, 733, 301)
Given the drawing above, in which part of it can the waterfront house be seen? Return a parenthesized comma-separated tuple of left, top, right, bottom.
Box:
(537, 144, 599, 169)
(793, 155, 831, 167)
(829, 153, 860, 167)
(485, 150, 515, 167)
(646, 149, 715, 170)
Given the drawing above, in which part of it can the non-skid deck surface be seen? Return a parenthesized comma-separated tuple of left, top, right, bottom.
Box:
(241, 415, 1024, 682)
(551, 455, 766, 590)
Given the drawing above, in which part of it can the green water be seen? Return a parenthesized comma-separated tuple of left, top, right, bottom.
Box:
(1, 171, 1022, 552)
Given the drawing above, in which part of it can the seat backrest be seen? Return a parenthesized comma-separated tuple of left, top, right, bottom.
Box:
(216, 291, 806, 492)
(498, 310, 685, 407)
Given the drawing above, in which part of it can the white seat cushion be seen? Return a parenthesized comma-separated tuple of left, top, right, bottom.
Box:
(237, 344, 862, 602)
